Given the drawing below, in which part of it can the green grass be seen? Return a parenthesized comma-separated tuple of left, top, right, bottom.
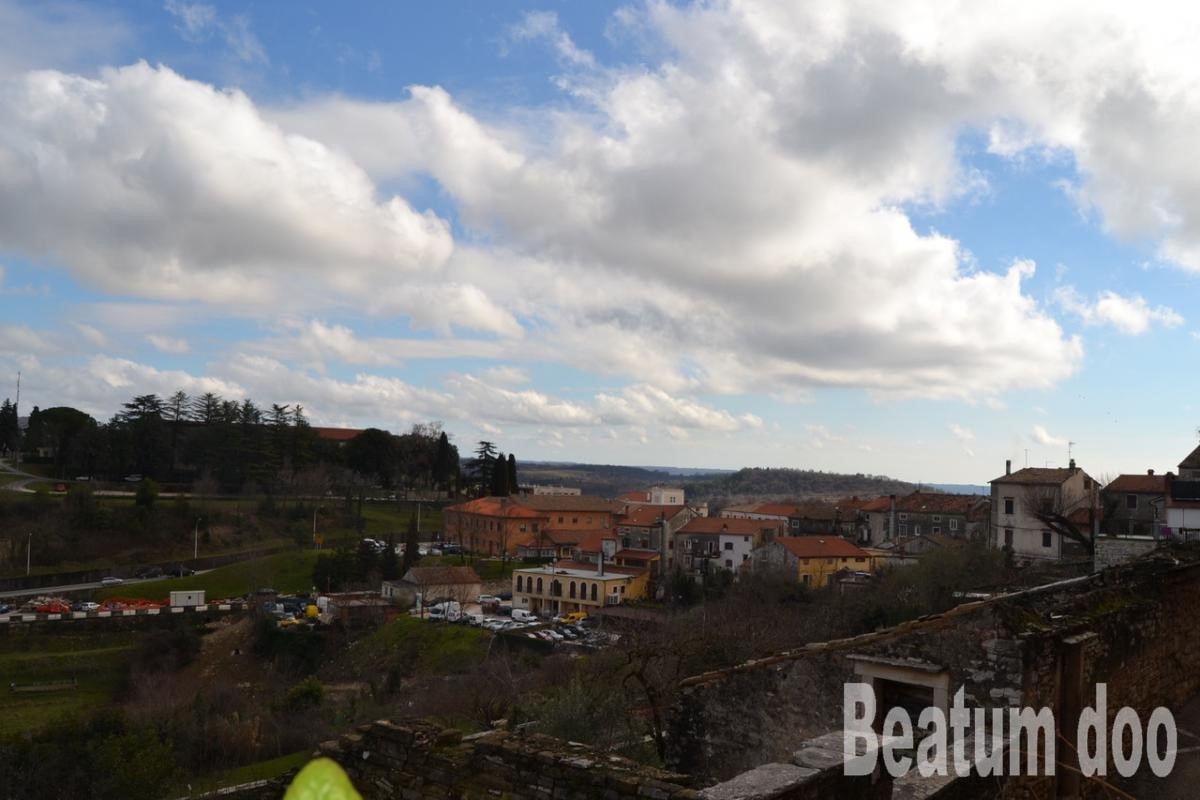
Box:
(337, 615, 487, 677)
(178, 750, 309, 794)
(0, 629, 138, 736)
(95, 550, 320, 601)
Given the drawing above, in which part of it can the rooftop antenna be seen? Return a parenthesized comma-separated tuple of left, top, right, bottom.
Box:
(1068, 441, 1075, 462)
(1024, 449, 1028, 468)
(14, 370, 18, 412)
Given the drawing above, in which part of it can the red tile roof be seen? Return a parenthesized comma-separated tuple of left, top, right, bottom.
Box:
(681, 517, 784, 535)
(444, 497, 545, 518)
(518, 495, 622, 512)
(859, 497, 893, 513)
(402, 566, 482, 586)
(615, 549, 660, 561)
(894, 491, 983, 515)
(618, 504, 687, 526)
(550, 559, 646, 577)
(1105, 474, 1167, 494)
(618, 490, 651, 502)
(776, 537, 871, 559)
(574, 529, 619, 553)
(991, 467, 1080, 486)
(312, 426, 364, 442)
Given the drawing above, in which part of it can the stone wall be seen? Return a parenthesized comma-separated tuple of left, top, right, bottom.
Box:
(666, 552, 1200, 799)
(1093, 536, 1158, 570)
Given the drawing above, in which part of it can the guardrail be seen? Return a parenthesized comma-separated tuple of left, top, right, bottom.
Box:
(0, 602, 247, 624)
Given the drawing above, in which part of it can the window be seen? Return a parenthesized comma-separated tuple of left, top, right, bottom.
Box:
(914, 525, 921, 536)
(743, 536, 750, 542)
(724, 542, 733, 550)
(558, 516, 564, 524)
(519, 524, 527, 533)
(855, 557, 866, 563)
(791, 519, 800, 528)
(1042, 531, 1052, 548)
(536, 577, 544, 593)
(1004, 528, 1014, 547)
(725, 559, 733, 567)
(899, 524, 908, 535)
(1003, 497, 1014, 515)
(570, 581, 577, 598)
(516, 576, 523, 592)
(801, 574, 811, 586)
(949, 519, 958, 531)
(932, 526, 940, 535)
(532, 523, 539, 533)
(591, 584, 598, 601)
(826, 558, 834, 565)
(572, 516, 579, 524)
(1127, 494, 1138, 510)
(899, 512, 908, 521)
(932, 515, 941, 522)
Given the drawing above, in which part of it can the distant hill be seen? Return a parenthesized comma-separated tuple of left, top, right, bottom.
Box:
(683, 467, 920, 506)
(924, 483, 990, 496)
(517, 462, 727, 498)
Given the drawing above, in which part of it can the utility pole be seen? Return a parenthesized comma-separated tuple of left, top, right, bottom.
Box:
(193, 517, 202, 560)
(26, 532, 31, 576)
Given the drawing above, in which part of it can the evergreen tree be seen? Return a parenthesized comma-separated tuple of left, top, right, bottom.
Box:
(401, 514, 421, 574)
(380, 533, 399, 581)
(0, 398, 19, 453)
(471, 440, 498, 495)
(490, 450, 509, 496)
(507, 453, 518, 494)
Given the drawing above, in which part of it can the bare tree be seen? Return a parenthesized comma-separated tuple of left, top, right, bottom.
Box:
(1023, 483, 1097, 554)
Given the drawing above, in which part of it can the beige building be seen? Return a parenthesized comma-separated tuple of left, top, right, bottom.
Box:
(990, 460, 1098, 562)
(512, 560, 649, 616)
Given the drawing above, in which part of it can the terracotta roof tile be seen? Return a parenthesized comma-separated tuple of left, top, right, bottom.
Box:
(402, 566, 482, 585)
(681, 517, 785, 535)
(1105, 474, 1167, 494)
(618, 504, 688, 526)
(775, 537, 871, 559)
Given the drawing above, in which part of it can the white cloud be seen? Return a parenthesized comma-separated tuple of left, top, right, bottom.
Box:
(1054, 286, 1183, 334)
(949, 423, 975, 442)
(164, 1, 266, 63)
(74, 323, 109, 348)
(146, 334, 190, 354)
(480, 366, 530, 386)
(508, 11, 595, 68)
(0, 63, 452, 309)
(1032, 425, 1067, 447)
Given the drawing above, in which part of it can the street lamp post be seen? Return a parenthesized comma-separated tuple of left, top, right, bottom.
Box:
(26, 532, 31, 576)
(194, 517, 203, 560)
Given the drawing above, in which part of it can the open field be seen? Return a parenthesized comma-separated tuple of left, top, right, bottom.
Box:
(0, 629, 138, 736)
(95, 550, 320, 601)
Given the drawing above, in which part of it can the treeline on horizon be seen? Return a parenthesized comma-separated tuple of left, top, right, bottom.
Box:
(0, 393, 462, 495)
(685, 466, 919, 504)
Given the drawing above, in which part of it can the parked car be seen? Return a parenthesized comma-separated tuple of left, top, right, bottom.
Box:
(427, 601, 462, 622)
(123, 474, 143, 482)
(511, 608, 537, 623)
(441, 543, 463, 555)
(477, 594, 501, 605)
(543, 629, 565, 642)
(557, 610, 589, 625)
(0, 603, 11, 615)
(100, 576, 123, 586)
(73, 601, 100, 612)
(134, 566, 164, 579)
(498, 591, 512, 601)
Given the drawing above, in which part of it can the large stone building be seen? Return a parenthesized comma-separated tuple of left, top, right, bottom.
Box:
(989, 460, 1098, 562)
(511, 559, 649, 616)
(443, 495, 620, 557)
(674, 517, 784, 577)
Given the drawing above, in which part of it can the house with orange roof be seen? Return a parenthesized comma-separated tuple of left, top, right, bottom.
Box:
(615, 503, 698, 574)
(748, 536, 874, 589)
(990, 459, 1099, 562)
(443, 494, 620, 557)
(1101, 470, 1167, 537)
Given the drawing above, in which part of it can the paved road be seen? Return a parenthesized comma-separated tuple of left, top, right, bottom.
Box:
(0, 570, 213, 600)
(0, 457, 43, 493)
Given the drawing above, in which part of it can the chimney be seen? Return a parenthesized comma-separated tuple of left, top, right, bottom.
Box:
(888, 494, 896, 542)
(1069, 458, 1076, 470)
(1005, 459, 1011, 475)
(1148, 469, 1156, 476)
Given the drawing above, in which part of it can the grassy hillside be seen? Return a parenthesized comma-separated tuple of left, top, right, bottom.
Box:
(0, 629, 139, 736)
(518, 462, 724, 497)
(685, 467, 919, 504)
(95, 550, 319, 601)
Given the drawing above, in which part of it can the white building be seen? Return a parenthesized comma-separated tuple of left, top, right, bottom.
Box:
(989, 460, 1098, 562)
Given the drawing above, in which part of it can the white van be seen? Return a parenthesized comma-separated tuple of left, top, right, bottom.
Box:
(427, 601, 462, 622)
(511, 608, 537, 623)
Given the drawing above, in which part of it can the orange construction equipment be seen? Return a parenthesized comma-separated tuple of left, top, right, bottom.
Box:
(98, 597, 166, 612)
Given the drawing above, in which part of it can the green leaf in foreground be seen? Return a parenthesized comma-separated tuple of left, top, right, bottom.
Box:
(282, 758, 363, 800)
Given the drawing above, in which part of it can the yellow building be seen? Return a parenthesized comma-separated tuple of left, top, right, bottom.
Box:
(748, 536, 873, 589)
(512, 560, 649, 617)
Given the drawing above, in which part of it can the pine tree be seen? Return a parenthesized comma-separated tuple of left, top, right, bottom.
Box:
(507, 453, 518, 494)
(491, 451, 509, 496)
(380, 533, 400, 581)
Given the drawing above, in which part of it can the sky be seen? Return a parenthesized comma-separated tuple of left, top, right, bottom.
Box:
(1, 1, 1199, 483)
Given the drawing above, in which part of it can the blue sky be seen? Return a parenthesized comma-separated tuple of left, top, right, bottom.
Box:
(1, 0, 1199, 483)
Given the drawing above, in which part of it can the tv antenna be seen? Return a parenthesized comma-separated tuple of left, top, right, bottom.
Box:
(1068, 441, 1075, 462)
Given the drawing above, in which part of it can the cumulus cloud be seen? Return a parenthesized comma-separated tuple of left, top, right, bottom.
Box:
(21, 1, 1200, 414)
(1054, 286, 1183, 334)
(0, 62, 453, 307)
(1032, 425, 1067, 447)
